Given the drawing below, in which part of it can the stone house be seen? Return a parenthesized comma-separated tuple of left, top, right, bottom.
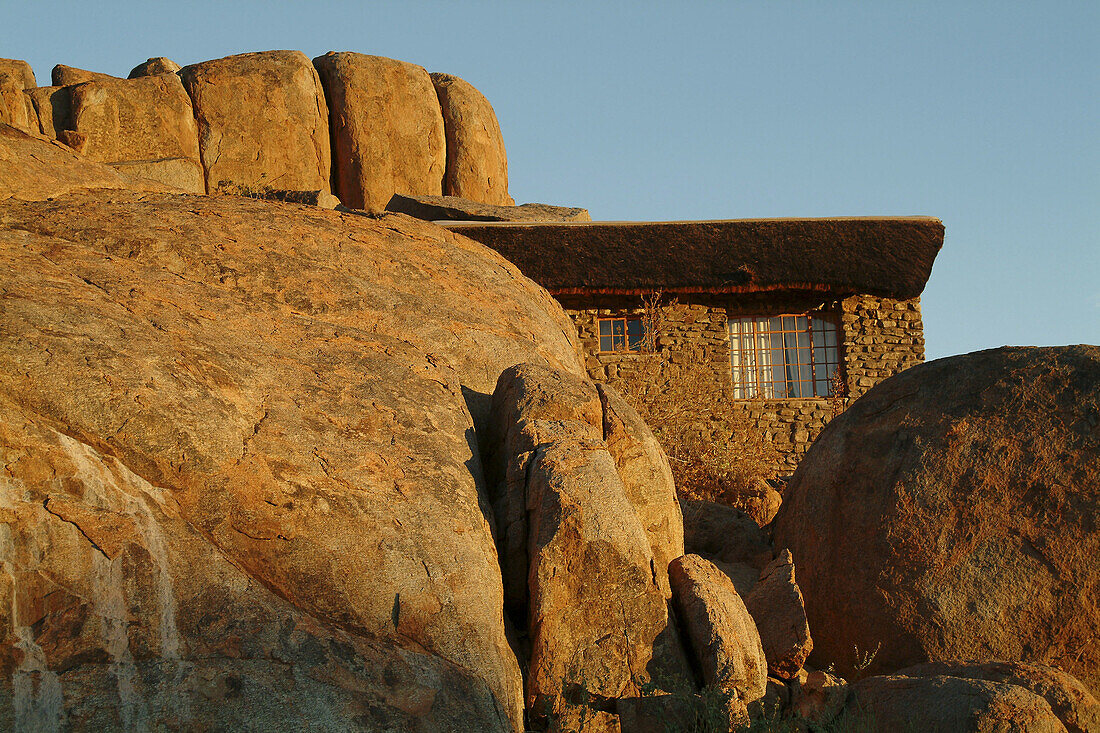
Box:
(448, 217, 944, 477)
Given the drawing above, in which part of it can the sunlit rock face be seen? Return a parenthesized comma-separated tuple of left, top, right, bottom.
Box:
(0, 189, 585, 731)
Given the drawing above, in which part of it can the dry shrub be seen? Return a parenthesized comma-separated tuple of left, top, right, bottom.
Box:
(613, 293, 771, 510)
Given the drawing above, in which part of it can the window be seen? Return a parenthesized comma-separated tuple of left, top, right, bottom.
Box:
(728, 313, 840, 398)
(598, 316, 644, 352)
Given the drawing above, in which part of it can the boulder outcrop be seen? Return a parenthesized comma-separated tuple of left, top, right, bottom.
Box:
(391, 193, 591, 222)
(0, 189, 588, 730)
(313, 52, 445, 212)
(23, 86, 70, 139)
(0, 123, 175, 200)
(180, 51, 331, 193)
(0, 73, 36, 135)
(68, 74, 204, 192)
(898, 662, 1100, 733)
(743, 550, 812, 680)
(52, 64, 120, 86)
(128, 57, 181, 78)
(0, 58, 36, 89)
(845, 673, 1068, 732)
(669, 555, 768, 705)
(430, 72, 512, 206)
(773, 346, 1100, 692)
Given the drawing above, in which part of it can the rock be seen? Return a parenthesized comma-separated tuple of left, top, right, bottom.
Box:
(57, 129, 87, 154)
(52, 64, 120, 86)
(746, 676, 791, 721)
(597, 383, 684, 599)
(743, 550, 813, 680)
(737, 478, 783, 527)
(68, 74, 204, 192)
(313, 52, 445, 212)
(0, 400, 512, 732)
(0, 190, 588, 730)
(0, 58, 36, 89)
(617, 692, 746, 733)
(525, 439, 691, 714)
(180, 50, 331, 193)
(681, 498, 773, 571)
(0, 123, 174, 200)
(846, 674, 1067, 732)
(430, 72, 512, 205)
(772, 346, 1100, 692)
(128, 57, 181, 78)
(668, 555, 768, 704)
(897, 661, 1100, 733)
(789, 669, 849, 728)
(215, 184, 342, 209)
(485, 365, 686, 607)
(391, 192, 591, 222)
(0, 73, 36, 134)
(23, 86, 71, 139)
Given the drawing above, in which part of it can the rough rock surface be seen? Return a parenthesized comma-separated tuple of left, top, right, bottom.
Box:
(898, 662, 1100, 733)
(681, 498, 773, 597)
(128, 57, 181, 78)
(525, 439, 689, 713)
(68, 74, 204, 192)
(392, 193, 591, 222)
(314, 52, 445, 212)
(743, 550, 812, 680)
(846, 674, 1068, 732)
(0, 123, 174, 201)
(0, 190, 588, 730)
(0, 58, 36, 89)
(23, 86, 71, 139)
(485, 364, 685, 606)
(669, 555, 767, 704)
(52, 64, 120, 86)
(789, 669, 849, 727)
(0, 73, 36, 134)
(430, 72, 512, 206)
(773, 346, 1100, 691)
(180, 51, 331, 193)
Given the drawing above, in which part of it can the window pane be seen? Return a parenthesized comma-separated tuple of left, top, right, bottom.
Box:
(769, 316, 783, 332)
(627, 318, 643, 336)
(628, 332, 643, 351)
(797, 329, 811, 349)
(799, 364, 812, 383)
(600, 335, 613, 351)
(815, 378, 828, 396)
(782, 315, 795, 331)
(612, 319, 625, 335)
(599, 319, 613, 336)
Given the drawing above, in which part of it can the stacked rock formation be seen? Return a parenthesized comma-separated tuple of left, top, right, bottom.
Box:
(7, 50, 517, 212)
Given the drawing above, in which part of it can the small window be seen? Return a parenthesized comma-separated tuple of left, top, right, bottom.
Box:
(598, 317, 644, 353)
(728, 313, 840, 398)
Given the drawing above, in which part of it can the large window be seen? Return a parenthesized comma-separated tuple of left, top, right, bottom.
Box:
(728, 314, 840, 398)
(598, 316, 644, 352)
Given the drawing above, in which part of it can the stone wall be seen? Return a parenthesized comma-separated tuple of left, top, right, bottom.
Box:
(562, 293, 925, 478)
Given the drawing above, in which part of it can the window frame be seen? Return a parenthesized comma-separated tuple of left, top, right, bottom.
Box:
(597, 316, 645, 353)
(727, 311, 841, 399)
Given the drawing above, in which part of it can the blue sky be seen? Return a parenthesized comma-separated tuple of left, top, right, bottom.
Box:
(4, 1, 1096, 359)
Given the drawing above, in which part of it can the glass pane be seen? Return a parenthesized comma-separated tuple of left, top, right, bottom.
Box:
(799, 364, 812, 383)
(768, 316, 781, 332)
(599, 319, 613, 336)
(782, 315, 795, 331)
(797, 329, 811, 349)
(612, 319, 625, 335)
(600, 335, 613, 352)
(812, 326, 825, 347)
(628, 332, 643, 351)
(815, 378, 828, 396)
(824, 323, 838, 348)
(627, 318, 643, 336)
(613, 333, 626, 350)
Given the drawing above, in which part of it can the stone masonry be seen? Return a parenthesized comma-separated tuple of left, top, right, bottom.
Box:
(562, 294, 925, 478)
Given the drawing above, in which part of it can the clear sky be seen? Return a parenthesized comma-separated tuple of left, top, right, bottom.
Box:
(4, 1, 1096, 359)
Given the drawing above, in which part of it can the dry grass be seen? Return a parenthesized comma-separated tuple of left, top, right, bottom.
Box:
(612, 293, 771, 509)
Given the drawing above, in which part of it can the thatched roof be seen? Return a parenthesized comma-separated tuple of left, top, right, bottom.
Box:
(445, 217, 944, 300)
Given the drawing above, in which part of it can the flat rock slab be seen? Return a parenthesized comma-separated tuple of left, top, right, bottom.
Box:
(180, 50, 331, 193)
(430, 72, 512, 206)
(314, 52, 445, 212)
(393, 192, 590, 222)
(68, 74, 204, 192)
